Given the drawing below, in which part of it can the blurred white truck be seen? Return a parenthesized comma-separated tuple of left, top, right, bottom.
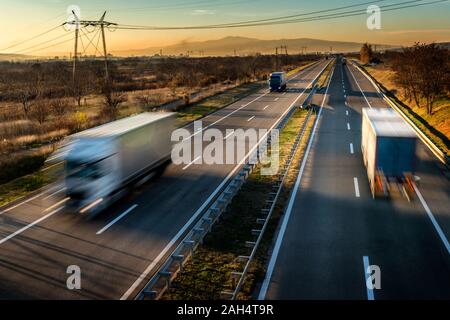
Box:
(361, 108, 417, 199)
(64, 112, 176, 217)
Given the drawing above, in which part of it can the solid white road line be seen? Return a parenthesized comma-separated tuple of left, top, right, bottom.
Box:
(0, 192, 46, 215)
(0, 207, 63, 245)
(247, 116, 255, 122)
(121, 60, 333, 301)
(354, 177, 360, 197)
(350, 143, 354, 154)
(258, 64, 336, 300)
(348, 64, 373, 109)
(363, 256, 375, 300)
(97, 204, 139, 235)
(347, 123, 351, 130)
(263, 105, 270, 110)
(182, 156, 202, 170)
(413, 184, 450, 255)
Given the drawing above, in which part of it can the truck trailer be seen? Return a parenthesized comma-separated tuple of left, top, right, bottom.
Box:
(269, 72, 287, 92)
(64, 112, 176, 217)
(361, 108, 417, 199)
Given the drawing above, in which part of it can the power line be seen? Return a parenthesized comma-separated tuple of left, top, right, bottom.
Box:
(0, 24, 63, 52)
(115, 0, 447, 30)
(86, 0, 255, 13)
(10, 31, 74, 55)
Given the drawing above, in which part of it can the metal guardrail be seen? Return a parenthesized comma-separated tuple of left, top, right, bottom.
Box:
(134, 61, 331, 300)
(351, 61, 449, 167)
(221, 107, 315, 300)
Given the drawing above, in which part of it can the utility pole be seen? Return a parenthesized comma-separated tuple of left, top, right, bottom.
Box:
(65, 11, 117, 84)
(275, 47, 279, 70)
(72, 23, 79, 84)
(100, 12, 109, 83)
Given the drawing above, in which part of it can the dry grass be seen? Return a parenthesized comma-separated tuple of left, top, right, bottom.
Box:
(364, 63, 450, 155)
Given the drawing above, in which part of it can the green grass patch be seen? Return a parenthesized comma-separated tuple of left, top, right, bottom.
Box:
(0, 162, 62, 207)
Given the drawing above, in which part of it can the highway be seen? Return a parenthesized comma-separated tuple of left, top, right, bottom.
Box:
(0, 60, 329, 299)
(259, 56, 450, 299)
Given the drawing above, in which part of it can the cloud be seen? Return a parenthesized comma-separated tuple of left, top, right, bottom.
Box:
(190, 9, 215, 16)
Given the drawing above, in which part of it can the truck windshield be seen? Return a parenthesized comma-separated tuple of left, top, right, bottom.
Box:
(66, 160, 102, 180)
(270, 76, 281, 83)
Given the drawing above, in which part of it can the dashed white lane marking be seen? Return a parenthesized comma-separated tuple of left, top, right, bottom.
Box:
(274, 98, 279, 101)
(247, 115, 255, 122)
(224, 131, 234, 140)
(354, 177, 360, 197)
(346, 110, 349, 116)
(43, 197, 70, 212)
(363, 256, 375, 300)
(42, 187, 66, 201)
(182, 156, 201, 170)
(97, 204, 139, 235)
(0, 207, 64, 245)
(350, 143, 354, 154)
(347, 123, 351, 130)
(263, 105, 270, 110)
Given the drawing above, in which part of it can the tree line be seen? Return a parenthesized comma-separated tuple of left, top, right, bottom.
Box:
(360, 42, 449, 115)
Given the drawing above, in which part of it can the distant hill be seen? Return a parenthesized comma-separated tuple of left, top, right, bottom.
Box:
(0, 53, 35, 61)
(114, 36, 397, 57)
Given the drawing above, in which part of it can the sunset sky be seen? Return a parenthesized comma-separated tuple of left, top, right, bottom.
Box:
(1, 0, 449, 56)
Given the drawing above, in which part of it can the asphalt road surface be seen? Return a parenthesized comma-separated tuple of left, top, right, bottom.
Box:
(260, 57, 450, 300)
(0, 60, 330, 299)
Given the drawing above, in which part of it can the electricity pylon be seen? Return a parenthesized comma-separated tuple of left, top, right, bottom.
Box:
(64, 11, 117, 84)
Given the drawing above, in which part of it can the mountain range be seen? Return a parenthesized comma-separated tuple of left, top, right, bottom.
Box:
(114, 36, 397, 57)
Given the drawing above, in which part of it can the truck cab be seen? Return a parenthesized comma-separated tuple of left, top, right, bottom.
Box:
(65, 138, 118, 216)
(269, 72, 287, 92)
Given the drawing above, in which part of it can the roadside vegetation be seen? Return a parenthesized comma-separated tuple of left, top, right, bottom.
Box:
(355, 43, 449, 156)
(0, 55, 320, 207)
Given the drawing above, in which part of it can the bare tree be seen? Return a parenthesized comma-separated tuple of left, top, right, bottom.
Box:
(101, 82, 128, 120)
(52, 98, 70, 118)
(360, 43, 373, 65)
(30, 100, 50, 125)
(392, 43, 448, 114)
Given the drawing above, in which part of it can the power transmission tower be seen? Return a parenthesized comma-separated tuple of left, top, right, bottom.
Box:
(64, 11, 117, 84)
(275, 47, 279, 70)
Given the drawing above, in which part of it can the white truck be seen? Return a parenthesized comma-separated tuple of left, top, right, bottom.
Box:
(64, 112, 176, 217)
(361, 108, 417, 199)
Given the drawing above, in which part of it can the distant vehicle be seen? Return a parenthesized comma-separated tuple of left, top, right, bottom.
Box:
(361, 108, 417, 199)
(269, 72, 287, 92)
(342, 58, 347, 65)
(64, 112, 176, 217)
